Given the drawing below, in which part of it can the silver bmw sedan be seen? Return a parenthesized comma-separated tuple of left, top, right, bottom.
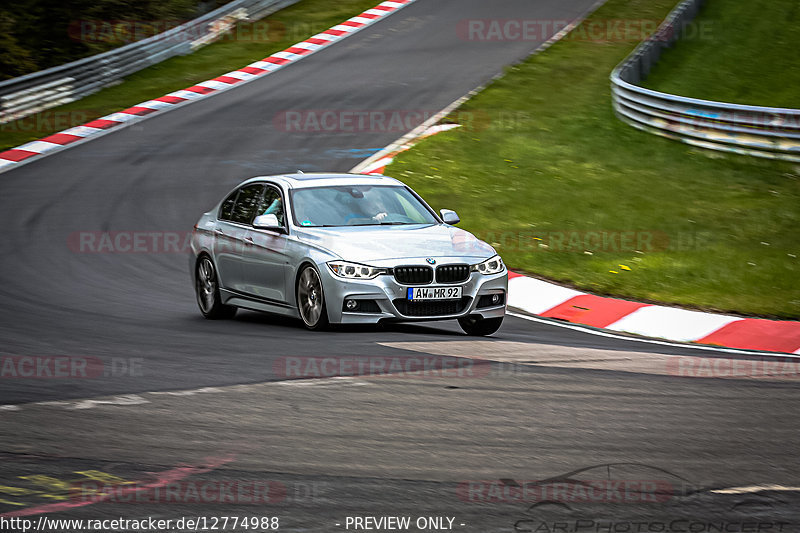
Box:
(190, 173, 507, 335)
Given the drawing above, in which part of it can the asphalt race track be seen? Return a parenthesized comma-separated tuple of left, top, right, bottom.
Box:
(1, 0, 799, 531)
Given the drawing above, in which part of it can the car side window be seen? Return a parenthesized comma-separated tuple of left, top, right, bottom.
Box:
(255, 186, 285, 227)
(230, 184, 265, 225)
(219, 190, 238, 221)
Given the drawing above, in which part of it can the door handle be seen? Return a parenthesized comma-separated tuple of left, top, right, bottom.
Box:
(215, 229, 225, 235)
(244, 236, 254, 245)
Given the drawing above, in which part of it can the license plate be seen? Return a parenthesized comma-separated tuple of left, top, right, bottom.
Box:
(407, 286, 463, 301)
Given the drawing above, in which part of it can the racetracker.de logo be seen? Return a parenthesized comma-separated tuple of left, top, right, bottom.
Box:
(0, 356, 143, 378)
(71, 480, 286, 504)
(474, 230, 673, 253)
(456, 19, 713, 42)
(0, 110, 97, 132)
(68, 231, 192, 253)
(273, 356, 492, 379)
(273, 109, 495, 133)
(666, 357, 800, 380)
(67, 19, 288, 45)
(457, 479, 674, 503)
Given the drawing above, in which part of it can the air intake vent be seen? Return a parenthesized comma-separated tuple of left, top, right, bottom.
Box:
(393, 297, 472, 317)
(436, 264, 470, 283)
(393, 266, 433, 285)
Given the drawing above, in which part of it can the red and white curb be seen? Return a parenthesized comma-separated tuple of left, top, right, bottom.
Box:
(357, 123, 460, 174)
(507, 273, 800, 355)
(356, 123, 800, 355)
(0, 0, 417, 174)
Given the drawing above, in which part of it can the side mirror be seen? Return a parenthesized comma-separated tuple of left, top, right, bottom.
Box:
(253, 213, 282, 230)
(440, 209, 460, 225)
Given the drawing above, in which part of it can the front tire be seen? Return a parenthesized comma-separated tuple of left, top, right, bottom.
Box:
(458, 315, 503, 336)
(195, 256, 237, 319)
(297, 265, 329, 331)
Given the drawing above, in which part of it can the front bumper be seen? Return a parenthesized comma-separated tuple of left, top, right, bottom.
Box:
(320, 262, 508, 324)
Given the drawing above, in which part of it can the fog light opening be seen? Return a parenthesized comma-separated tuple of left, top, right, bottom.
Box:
(491, 294, 500, 304)
(345, 299, 358, 311)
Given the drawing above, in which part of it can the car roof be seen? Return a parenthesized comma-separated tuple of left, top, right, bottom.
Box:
(239, 172, 404, 190)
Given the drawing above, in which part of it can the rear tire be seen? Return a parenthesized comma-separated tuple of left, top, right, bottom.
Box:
(195, 256, 237, 319)
(458, 315, 503, 336)
(297, 265, 329, 331)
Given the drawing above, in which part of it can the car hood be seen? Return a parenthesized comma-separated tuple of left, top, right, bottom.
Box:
(294, 224, 497, 263)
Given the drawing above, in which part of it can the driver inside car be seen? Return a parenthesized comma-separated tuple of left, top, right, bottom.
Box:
(258, 197, 284, 225)
(343, 193, 388, 223)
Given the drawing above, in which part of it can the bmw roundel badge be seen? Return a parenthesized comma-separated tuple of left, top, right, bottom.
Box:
(426, 258, 436, 265)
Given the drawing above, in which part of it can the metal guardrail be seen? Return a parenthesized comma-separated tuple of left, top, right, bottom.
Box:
(0, 0, 299, 124)
(610, 0, 800, 162)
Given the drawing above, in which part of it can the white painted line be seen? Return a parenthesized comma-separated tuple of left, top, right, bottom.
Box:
(607, 306, 744, 342)
(711, 485, 800, 494)
(361, 157, 394, 174)
(275, 377, 369, 387)
(71, 395, 149, 410)
(149, 387, 224, 396)
(422, 123, 461, 135)
(351, 0, 605, 176)
(0, 160, 17, 169)
(507, 311, 799, 358)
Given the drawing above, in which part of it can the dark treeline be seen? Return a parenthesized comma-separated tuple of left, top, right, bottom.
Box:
(0, 0, 230, 80)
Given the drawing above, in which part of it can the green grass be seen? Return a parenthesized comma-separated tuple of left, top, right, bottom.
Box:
(642, 0, 800, 107)
(0, 0, 382, 152)
(386, 0, 800, 319)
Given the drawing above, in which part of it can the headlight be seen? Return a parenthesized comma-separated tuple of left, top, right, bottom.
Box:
(327, 261, 387, 280)
(470, 255, 505, 275)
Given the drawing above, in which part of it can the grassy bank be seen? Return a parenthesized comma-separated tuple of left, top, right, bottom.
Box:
(386, 0, 800, 318)
(643, 0, 800, 107)
(0, 0, 381, 152)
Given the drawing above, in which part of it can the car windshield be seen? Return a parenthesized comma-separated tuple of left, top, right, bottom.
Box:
(290, 185, 439, 227)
